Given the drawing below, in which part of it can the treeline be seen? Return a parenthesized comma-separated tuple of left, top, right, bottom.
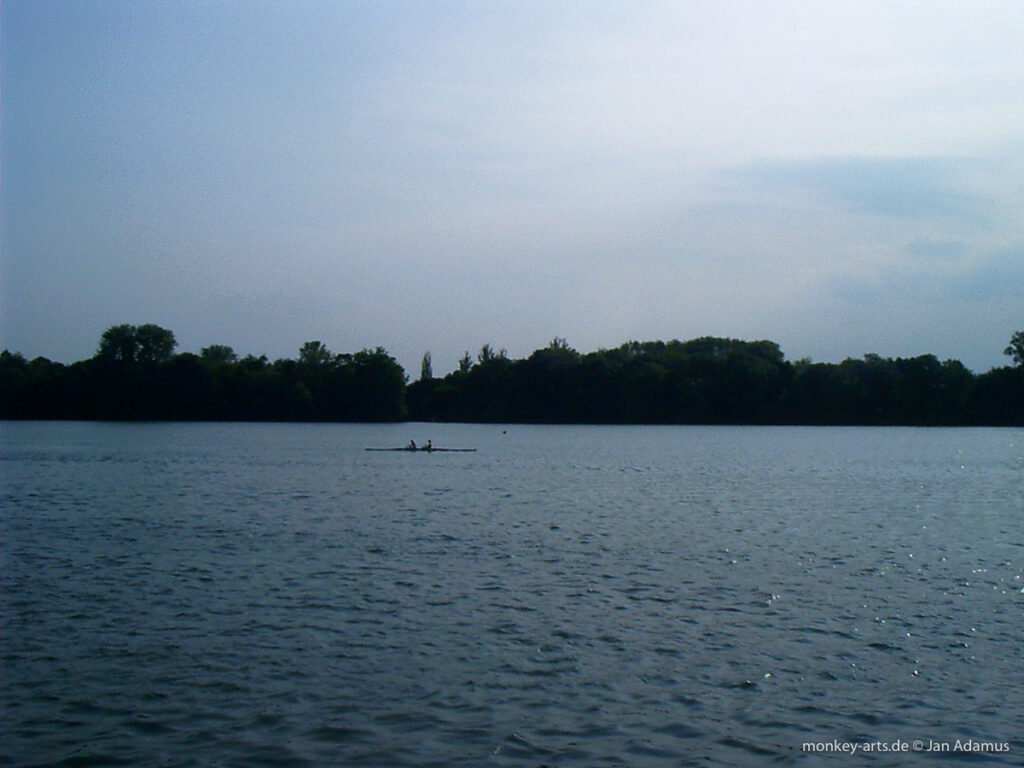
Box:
(2, 325, 1023, 425)
(0, 324, 407, 421)
(409, 337, 1024, 426)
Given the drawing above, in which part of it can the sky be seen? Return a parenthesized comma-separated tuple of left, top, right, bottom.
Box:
(3, 0, 1023, 376)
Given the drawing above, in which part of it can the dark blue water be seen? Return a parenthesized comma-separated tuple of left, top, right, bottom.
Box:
(2, 422, 1023, 766)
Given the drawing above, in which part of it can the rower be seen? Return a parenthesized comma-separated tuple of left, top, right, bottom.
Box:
(407, 439, 417, 450)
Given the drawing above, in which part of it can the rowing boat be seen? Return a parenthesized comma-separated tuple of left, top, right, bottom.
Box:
(366, 448, 477, 454)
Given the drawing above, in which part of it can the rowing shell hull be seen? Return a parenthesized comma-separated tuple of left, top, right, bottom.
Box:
(365, 447, 476, 452)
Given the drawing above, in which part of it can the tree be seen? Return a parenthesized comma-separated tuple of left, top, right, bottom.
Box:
(458, 351, 473, 373)
(1004, 330, 1024, 366)
(0, 351, 30, 417)
(97, 324, 139, 363)
(96, 323, 175, 364)
(347, 347, 408, 421)
(548, 337, 571, 351)
(201, 344, 237, 364)
(135, 324, 177, 363)
(420, 351, 433, 381)
(299, 341, 332, 367)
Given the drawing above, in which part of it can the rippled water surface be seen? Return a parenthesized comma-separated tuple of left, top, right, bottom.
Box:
(3, 422, 1023, 766)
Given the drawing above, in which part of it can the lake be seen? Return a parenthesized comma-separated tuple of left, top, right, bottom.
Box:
(2, 421, 1023, 766)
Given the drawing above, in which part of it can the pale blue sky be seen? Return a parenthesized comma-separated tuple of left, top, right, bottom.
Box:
(3, 0, 1022, 375)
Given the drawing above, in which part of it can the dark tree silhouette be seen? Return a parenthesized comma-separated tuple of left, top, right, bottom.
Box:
(135, 324, 177, 363)
(299, 340, 332, 367)
(96, 323, 176, 364)
(403, 336, 1017, 426)
(2, 326, 1022, 425)
(201, 345, 237, 364)
(97, 324, 140, 363)
(1005, 330, 1024, 366)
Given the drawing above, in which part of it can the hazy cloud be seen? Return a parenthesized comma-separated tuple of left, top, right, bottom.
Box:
(723, 156, 989, 221)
